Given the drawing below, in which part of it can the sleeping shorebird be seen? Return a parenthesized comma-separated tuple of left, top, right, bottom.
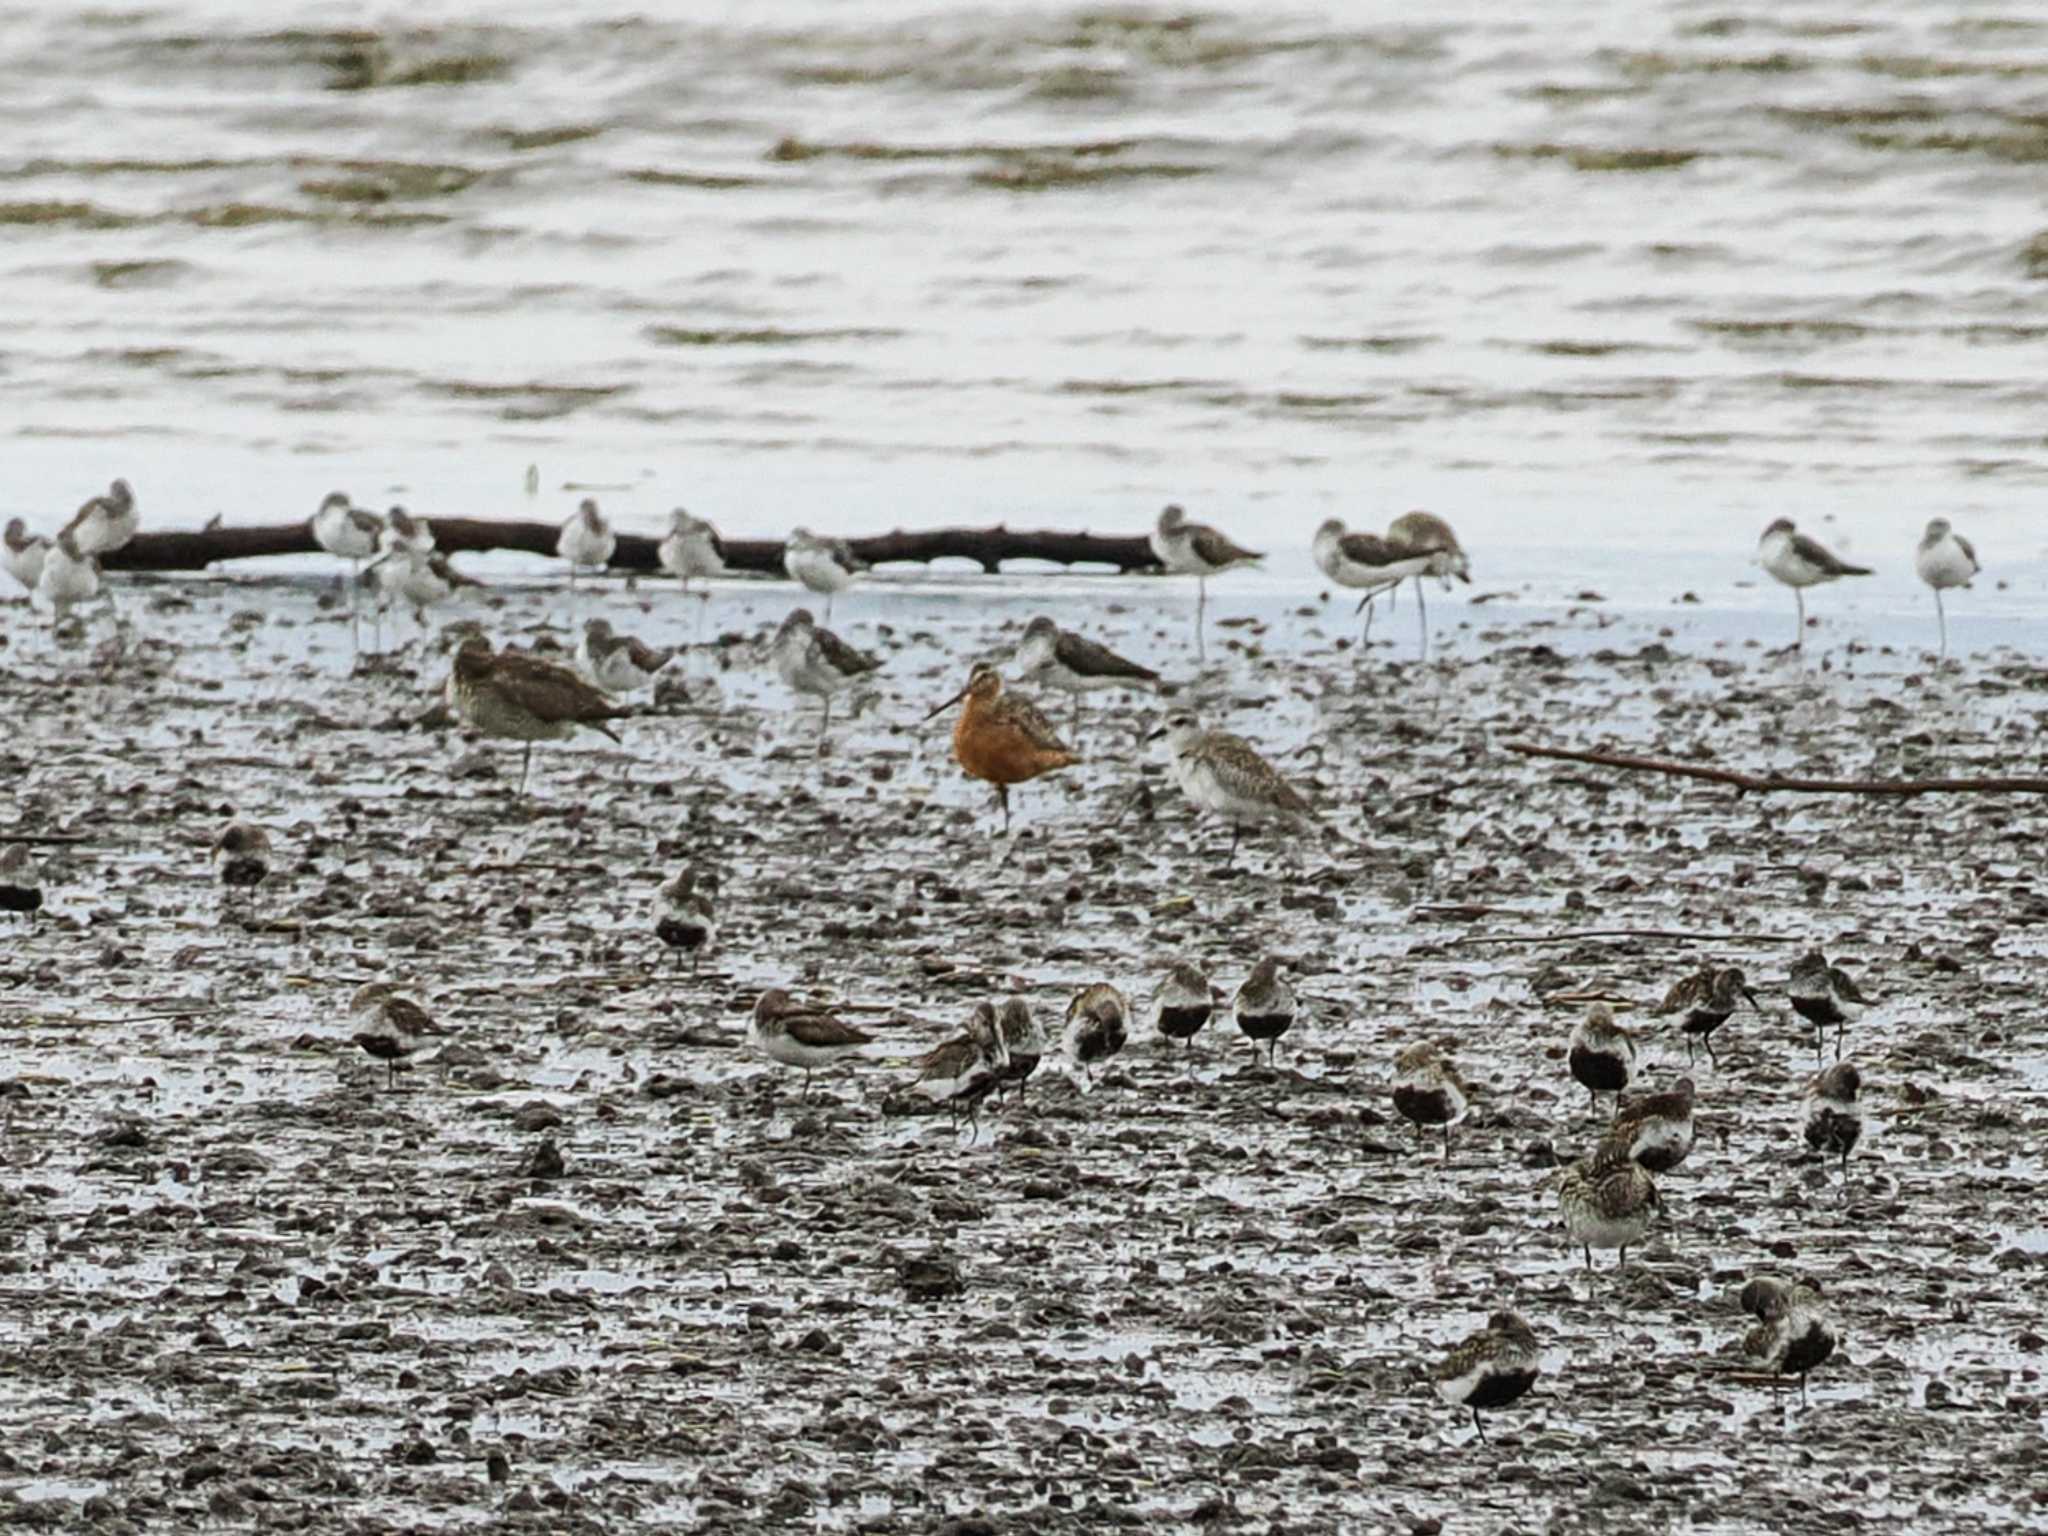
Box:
(912, 1001, 1011, 1141)
(1757, 518, 1871, 651)
(1011, 615, 1160, 733)
(994, 995, 1045, 1103)
(1152, 961, 1215, 1050)
(310, 492, 384, 649)
(1392, 1041, 1471, 1160)
(1232, 956, 1297, 1066)
(1657, 964, 1761, 1069)
(1740, 1276, 1838, 1403)
(212, 820, 273, 918)
(34, 529, 101, 629)
(3, 519, 51, 597)
(1914, 517, 1979, 661)
(1610, 1076, 1696, 1174)
(771, 607, 882, 754)
(449, 634, 633, 792)
(1802, 1061, 1862, 1178)
(653, 867, 717, 976)
(580, 618, 675, 694)
(0, 846, 44, 922)
(1567, 1003, 1637, 1117)
(1062, 982, 1130, 1086)
(555, 498, 615, 590)
(62, 479, 138, 556)
(1149, 503, 1260, 659)
(1787, 949, 1871, 1064)
(1558, 1136, 1660, 1274)
(748, 988, 874, 1100)
(1432, 1311, 1543, 1444)
(925, 664, 1079, 836)
(1312, 517, 1435, 646)
(658, 507, 727, 600)
(1384, 510, 1470, 660)
(349, 983, 451, 1089)
(381, 506, 435, 555)
(783, 527, 867, 621)
(1151, 709, 1315, 865)
(365, 547, 477, 644)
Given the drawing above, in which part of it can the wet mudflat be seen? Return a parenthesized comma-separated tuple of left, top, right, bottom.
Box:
(2, 573, 2046, 1533)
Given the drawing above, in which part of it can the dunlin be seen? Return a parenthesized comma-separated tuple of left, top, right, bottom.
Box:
(580, 618, 676, 694)
(1802, 1061, 1862, 1178)
(3, 519, 51, 596)
(1151, 709, 1315, 864)
(1914, 517, 1979, 660)
(770, 607, 882, 753)
(1062, 982, 1130, 1085)
(925, 664, 1080, 835)
(1609, 1076, 1696, 1174)
(748, 988, 874, 1099)
(555, 498, 616, 589)
(449, 635, 632, 792)
(1657, 964, 1759, 1068)
(653, 867, 717, 976)
(62, 479, 137, 556)
(1787, 949, 1871, 1064)
(1557, 1137, 1660, 1273)
(1148, 503, 1261, 658)
(1152, 961, 1215, 1049)
(1567, 1003, 1637, 1116)
(783, 527, 867, 621)
(1432, 1311, 1543, 1443)
(34, 529, 101, 628)
(658, 507, 727, 596)
(0, 846, 43, 920)
(1384, 510, 1471, 659)
(1392, 1042, 1471, 1160)
(995, 995, 1046, 1102)
(349, 983, 450, 1088)
(912, 1001, 1011, 1140)
(1311, 517, 1434, 643)
(1011, 615, 1160, 732)
(1232, 956, 1297, 1066)
(1740, 1276, 1838, 1402)
(212, 820, 272, 908)
(381, 506, 435, 555)
(1757, 518, 1871, 650)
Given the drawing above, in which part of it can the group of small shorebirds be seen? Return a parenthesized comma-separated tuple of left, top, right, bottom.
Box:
(3, 482, 1947, 1443)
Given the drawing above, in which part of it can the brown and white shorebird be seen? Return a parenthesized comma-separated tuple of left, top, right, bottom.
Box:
(1757, 517, 1871, 650)
(748, 988, 875, 1099)
(34, 529, 101, 628)
(1656, 964, 1760, 1068)
(1802, 1061, 1862, 1178)
(580, 618, 676, 694)
(1432, 1311, 1543, 1443)
(653, 867, 717, 976)
(770, 607, 882, 754)
(1384, 510, 1471, 660)
(0, 845, 44, 922)
(1011, 615, 1160, 733)
(994, 995, 1046, 1102)
(3, 519, 51, 596)
(555, 498, 616, 589)
(1149, 503, 1261, 658)
(1740, 1276, 1838, 1403)
(1312, 517, 1436, 646)
(310, 492, 384, 649)
(1152, 961, 1215, 1050)
(925, 664, 1079, 835)
(1567, 1003, 1637, 1117)
(1153, 709, 1315, 865)
(658, 507, 726, 598)
(381, 505, 435, 555)
(449, 634, 633, 792)
(365, 547, 478, 641)
(212, 821, 272, 912)
(912, 1001, 1011, 1140)
(1609, 1076, 1696, 1174)
(1914, 517, 1979, 660)
(783, 527, 868, 622)
(1062, 982, 1130, 1086)
(1787, 949, 1871, 1065)
(1558, 1137, 1660, 1273)
(62, 479, 138, 556)
(349, 982, 451, 1088)
(1233, 956, 1297, 1066)
(1392, 1041, 1471, 1160)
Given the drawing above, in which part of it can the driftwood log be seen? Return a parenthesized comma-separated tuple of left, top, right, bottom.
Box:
(1505, 741, 2048, 797)
(101, 520, 1160, 576)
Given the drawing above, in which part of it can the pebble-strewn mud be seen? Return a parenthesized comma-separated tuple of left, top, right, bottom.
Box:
(3, 574, 2045, 1533)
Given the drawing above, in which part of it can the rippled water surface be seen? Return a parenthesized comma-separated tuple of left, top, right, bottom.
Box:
(5, 0, 2048, 591)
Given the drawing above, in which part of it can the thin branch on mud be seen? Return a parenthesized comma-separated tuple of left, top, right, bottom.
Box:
(1504, 741, 2048, 796)
(1446, 929, 1800, 948)
(0, 833, 94, 845)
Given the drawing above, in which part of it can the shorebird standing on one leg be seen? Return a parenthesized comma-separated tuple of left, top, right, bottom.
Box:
(1149, 503, 1261, 660)
(783, 527, 867, 623)
(1567, 1003, 1637, 1117)
(1609, 1076, 1696, 1175)
(349, 983, 452, 1089)
(555, 497, 616, 595)
(653, 867, 717, 978)
(1391, 1041, 1471, 1161)
(659, 508, 727, 637)
(1384, 510, 1470, 661)
(448, 635, 633, 793)
(1802, 1061, 1863, 1179)
(1312, 518, 1435, 648)
(1914, 518, 1979, 662)
(1061, 982, 1130, 1089)
(1011, 615, 1159, 737)
(1757, 518, 1871, 652)
(3, 519, 51, 599)
(33, 529, 100, 639)
(580, 618, 676, 695)
(1152, 962, 1215, 1052)
(1740, 1277, 1838, 1404)
(925, 663, 1079, 837)
(1150, 709, 1315, 867)
(770, 608, 881, 756)
(748, 988, 874, 1101)
(0, 846, 45, 924)
(309, 492, 383, 652)
(1431, 1311, 1543, 1443)
(212, 820, 273, 922)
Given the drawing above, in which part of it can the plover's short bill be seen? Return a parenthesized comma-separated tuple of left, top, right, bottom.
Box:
(1432, 1310, 1542, 1443)
(1557, 1137, 1659, 1274)
(1740, 1276, 1838, 1402)
(62, 479, 138, 556)
(783, 527, 868, 620)
(1567, 1003, 1637, 1117)
(3, 519, 51, 595)
(925, 664, 1079, 836)
(748, 988, 875, 1099)
(1757, 517, 1871, 650)
(450, 634, 632, 792)
(995, 995, 1045, 1101)
(1802, 1061, 1862, 1178)
(580, 618, 676, 694)
(1011, 615, 1160, 732)
(349, 982, 451, 1088)
(1609, 1076, 1696, 1174)
(1787, 949, 1871, 1064)
(0, 845, 44, 920)
(654, 867, 717, 976)
(1062, 982, 1130, 1087)
(770, 607, 882, 753)
(1232, 956, 1296, 1067)
(912, 1001, 1011, 1141)
(1914, 517, 1979, 660)
(1151, 709, 1315, 865)
(1657, 964, 1759, 1069)
(1152, 961, 1215, 1049)
(658, 508, 727, 594)
(555, 498, 616, 589)
(1392, 1041, 1471, 1160)
(1148, 503, 1262, 657)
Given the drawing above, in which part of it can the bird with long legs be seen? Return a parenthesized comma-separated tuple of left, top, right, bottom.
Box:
(925, 663, 1078, 836)
(1149, 503, 1261, 659)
